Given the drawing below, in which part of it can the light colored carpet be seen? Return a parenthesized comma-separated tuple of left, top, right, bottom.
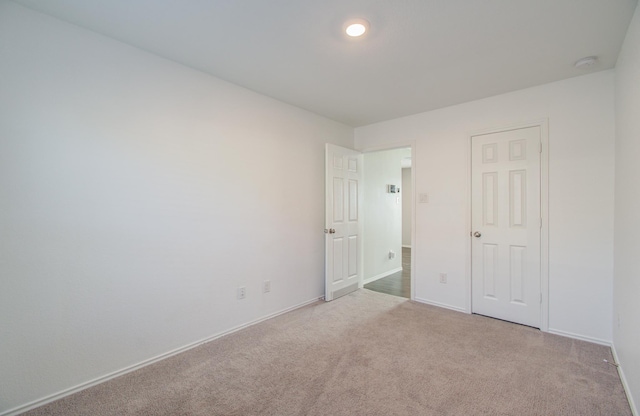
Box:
(23, 289, 631, 416)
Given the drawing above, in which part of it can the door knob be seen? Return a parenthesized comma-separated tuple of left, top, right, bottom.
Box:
(325, 228, 336, 234)
(473, 231, 482, 238)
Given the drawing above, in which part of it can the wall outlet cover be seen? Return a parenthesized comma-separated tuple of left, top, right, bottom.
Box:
(237, 287, 246, 299)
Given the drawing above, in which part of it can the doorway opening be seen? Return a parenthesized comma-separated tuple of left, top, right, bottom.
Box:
(361, 147, 412, 299)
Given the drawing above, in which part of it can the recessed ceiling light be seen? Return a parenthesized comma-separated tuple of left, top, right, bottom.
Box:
(574, 56, 598, 69)
(345, 19, 369, 37)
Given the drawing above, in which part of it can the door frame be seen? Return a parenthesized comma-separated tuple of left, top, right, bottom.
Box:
(466, 119, 549, 332)
(357, 141, 416, 301)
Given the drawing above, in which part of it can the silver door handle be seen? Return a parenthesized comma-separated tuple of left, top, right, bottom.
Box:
(473, 231, 482, 238)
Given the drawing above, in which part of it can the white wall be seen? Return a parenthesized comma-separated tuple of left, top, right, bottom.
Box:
(614, 3, 640, 411)
(355, 71, 616, 343)
(402, 168, 412, 247)
(362, 149, 405, 281)
(0, 3, 353, 414)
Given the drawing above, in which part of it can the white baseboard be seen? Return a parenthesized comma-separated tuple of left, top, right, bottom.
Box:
(612, 343, 638, 416)
(547, 328, 612, 346)
(0, 296, 323, 416)
(362, 267, 403, 285)
(413, 297, 467, 313)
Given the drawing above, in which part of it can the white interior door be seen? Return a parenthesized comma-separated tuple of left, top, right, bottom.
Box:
(471, 126, 541, 327)
(325, 144, 362, 301)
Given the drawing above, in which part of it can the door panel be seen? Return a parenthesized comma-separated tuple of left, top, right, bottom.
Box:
(325, 144, 362, 301)
(471, 126, 541, 327)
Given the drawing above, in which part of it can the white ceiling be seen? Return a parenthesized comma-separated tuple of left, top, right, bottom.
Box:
(14, 0, 638, 127)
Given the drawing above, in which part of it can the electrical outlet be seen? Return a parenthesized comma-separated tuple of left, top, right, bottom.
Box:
(439, 273, 447, 284)
(389, 250, 396, 259)
(237, 286, 246, 300)
(263, 280, 271, 293)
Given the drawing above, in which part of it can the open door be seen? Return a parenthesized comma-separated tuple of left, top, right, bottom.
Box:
(325, 144, 363, 301)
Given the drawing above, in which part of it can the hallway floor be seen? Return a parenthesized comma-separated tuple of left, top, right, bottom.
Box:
(364, 247, 411, 298)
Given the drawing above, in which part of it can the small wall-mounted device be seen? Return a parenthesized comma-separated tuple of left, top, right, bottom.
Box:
(387, 184, 399, 193)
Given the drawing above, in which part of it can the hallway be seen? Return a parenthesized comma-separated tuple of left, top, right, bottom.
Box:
(364, 247, 411, 298)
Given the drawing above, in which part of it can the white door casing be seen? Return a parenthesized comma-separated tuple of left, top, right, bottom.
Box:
(471, 126, 542, 327)
(325, 144, 363, 301)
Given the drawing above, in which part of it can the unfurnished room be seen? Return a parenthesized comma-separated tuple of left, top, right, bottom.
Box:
(1, 1, 640, 415)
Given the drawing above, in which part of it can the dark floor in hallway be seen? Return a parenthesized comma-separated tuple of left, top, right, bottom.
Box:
(364, 247, 411, 298)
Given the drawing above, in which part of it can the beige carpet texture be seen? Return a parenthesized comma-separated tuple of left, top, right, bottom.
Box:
(23, 289, 631, 416)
